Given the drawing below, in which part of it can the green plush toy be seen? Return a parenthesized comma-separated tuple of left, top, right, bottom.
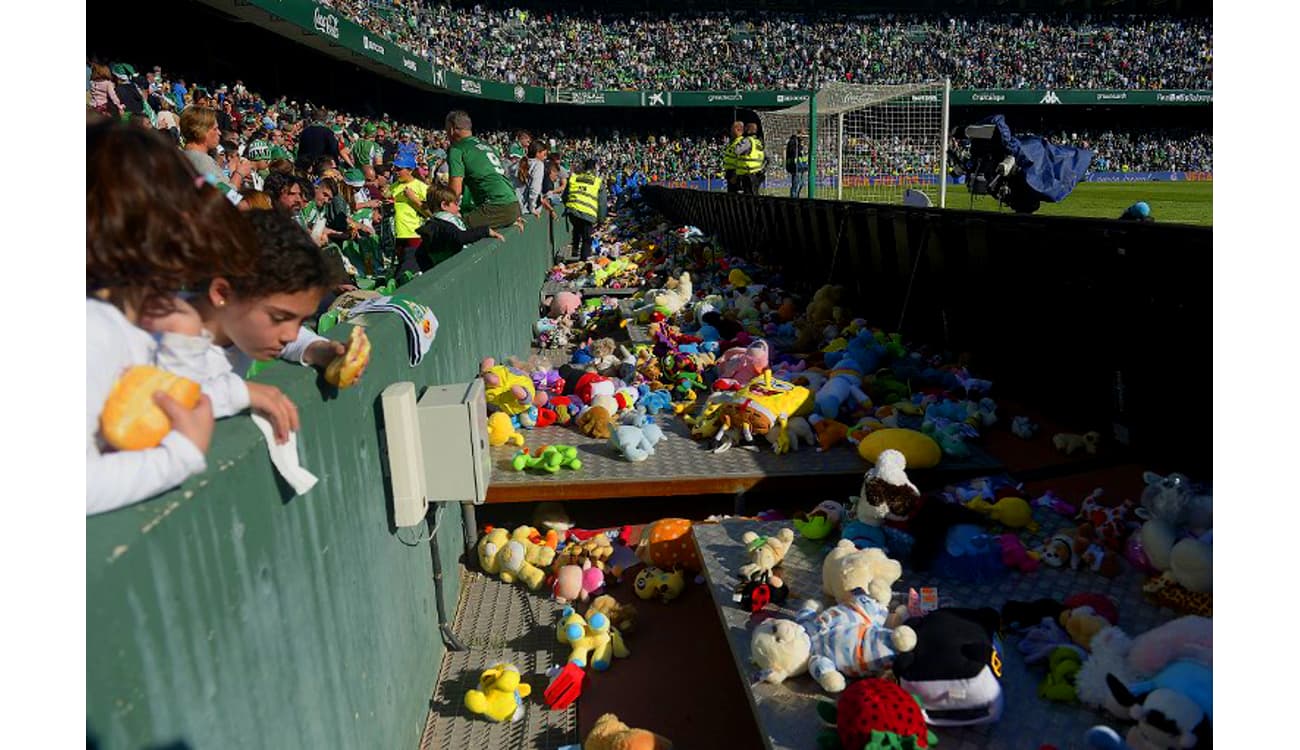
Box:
(1038, 647, 1083, 703)
(512, 445, 583, 473)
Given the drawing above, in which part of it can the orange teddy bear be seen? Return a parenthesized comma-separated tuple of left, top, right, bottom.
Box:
(584, 713, 672, 750)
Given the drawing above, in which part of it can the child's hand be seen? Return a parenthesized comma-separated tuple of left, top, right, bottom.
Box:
(156, 391, 214, 453)
(247, 382, 300, 444)
(303, 339, 346, 368)
(489, 228, 505, 241)
(514, 217, 526, 233)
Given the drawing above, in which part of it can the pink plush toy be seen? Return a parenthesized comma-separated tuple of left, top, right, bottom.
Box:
(999, 533, 1040, 572)
(1127, 615, 1212, 675)
(716, 339, 770, 384)
(547, 291, 582, 317)
(553, 561, 606, 604)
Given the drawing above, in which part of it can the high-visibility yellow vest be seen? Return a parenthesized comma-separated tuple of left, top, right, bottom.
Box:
(564, 173, 602, 221)
(736, 136, 765, 175)
(723, 136, 742, 172)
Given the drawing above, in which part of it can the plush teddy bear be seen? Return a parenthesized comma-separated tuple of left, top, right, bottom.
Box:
(765, 415, 815, 455)
(555, 534, 615, 572)
(738, 528, 795, 585)
(477, 526, 555, 590)
(751, 588, 916, 693)
(1139, 472, 1212, 534)
(577, 406, 614, 439)
(716, 339, 771, 384)
(587, 595, 638, 634)
(822, 539, 905, 606)
(583, 713, 673, 750)
(557, 606, 629, 671)
(1136, 472, 1212, 595)
(464, 663, 531, 722)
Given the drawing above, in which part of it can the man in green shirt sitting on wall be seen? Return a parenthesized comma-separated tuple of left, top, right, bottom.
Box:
(444, 110, 524, 230)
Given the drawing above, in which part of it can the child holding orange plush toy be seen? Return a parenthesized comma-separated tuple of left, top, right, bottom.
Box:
(87, 122, 259, 515)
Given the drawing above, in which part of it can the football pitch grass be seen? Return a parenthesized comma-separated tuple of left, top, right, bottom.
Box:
(768, 181, 1213, 226)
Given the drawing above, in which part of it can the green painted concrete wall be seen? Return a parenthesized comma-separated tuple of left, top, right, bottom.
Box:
(87, 217, 558, 749)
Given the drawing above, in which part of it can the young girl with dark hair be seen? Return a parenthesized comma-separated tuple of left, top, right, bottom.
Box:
(87, 121, 260, 515)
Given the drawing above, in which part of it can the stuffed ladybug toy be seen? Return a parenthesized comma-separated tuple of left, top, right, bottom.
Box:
(732, 572, 789, 613)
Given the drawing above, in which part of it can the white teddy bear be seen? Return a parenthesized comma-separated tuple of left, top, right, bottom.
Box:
(822, 540, 905, 606)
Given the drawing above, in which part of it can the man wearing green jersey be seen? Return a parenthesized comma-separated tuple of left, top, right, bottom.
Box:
(352, 122, 384, 168)
(444, 110, 523, 229)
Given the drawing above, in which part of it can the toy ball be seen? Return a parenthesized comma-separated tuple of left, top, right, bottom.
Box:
(1124, 532, 1159, 575)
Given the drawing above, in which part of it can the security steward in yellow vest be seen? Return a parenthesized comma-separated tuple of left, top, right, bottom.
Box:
(562, 158, 608, 261)
(733, 123, 765, 194)
(723, 121, 745, 193)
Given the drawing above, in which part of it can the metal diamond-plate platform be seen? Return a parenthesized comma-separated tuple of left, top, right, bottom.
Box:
(694, 519, 1181, 750)
(487, 418, 1003, 503)
(423, 570, 578, 750)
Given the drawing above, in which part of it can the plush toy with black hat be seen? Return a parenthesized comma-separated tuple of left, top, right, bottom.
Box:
(894, 607, 1005, 726)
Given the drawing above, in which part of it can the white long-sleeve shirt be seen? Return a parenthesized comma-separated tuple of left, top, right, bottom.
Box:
(86, 299, 205, 516)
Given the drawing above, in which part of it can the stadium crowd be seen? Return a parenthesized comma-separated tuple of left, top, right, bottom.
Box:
(323, 2, 1212, 91)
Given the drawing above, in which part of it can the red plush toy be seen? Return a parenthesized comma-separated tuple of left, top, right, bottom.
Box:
(816, 677, 936, 749)
(1075, 488, 1139, 551)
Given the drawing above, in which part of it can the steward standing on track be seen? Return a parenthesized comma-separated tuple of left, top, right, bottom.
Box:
(785, 130, 808, 198)
(736, 122, 764, 194)
(723, 121, 744, 193)
(563, 158, 608, 261)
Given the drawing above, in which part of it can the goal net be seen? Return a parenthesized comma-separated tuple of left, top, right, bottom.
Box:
(758, 80, 950, 207)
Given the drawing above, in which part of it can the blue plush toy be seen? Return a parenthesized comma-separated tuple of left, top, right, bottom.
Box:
(636, 386, 673, 415)
(815, 359, 870, 419)
(610, 418, 665, 462)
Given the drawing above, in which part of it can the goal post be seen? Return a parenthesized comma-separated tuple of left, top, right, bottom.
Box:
(760, 79, 951, 207)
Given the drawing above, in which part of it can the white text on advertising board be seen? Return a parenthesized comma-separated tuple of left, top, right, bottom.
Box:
(972, 93, 1005, 102)
(1156, 92, 1212, 103)
(708, 94, 744, 102)
(403, 58, 417, 72)
(313, 7, 340, 39)
(1095, 92, 1128, 101)
(911, 94, 939, 102)
(362, 36, 385, 56)
(776, 94, 810, 104)
(568, 91, 607, 104)
(461, 78, 483, 95)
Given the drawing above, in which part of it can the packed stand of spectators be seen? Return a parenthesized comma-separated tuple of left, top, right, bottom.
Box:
(327, 2, 1212, 91)
(1052, 128, 1212, 173)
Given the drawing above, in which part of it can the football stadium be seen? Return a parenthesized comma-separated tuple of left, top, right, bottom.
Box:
(86, 1, 1214, 748)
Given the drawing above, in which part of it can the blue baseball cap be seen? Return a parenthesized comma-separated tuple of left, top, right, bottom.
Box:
(393, 152, 417, 170)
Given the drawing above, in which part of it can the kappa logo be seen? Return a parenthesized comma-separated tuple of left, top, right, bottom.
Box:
(1039, 90, 1062, 105)
(460, 78, 482, 95)
(514, 85, 526, 102)
(648, 92, 666, 106)
(313, 7, 340, 39)
(431, 67, 446, 88)
(362, 36, 385, 56)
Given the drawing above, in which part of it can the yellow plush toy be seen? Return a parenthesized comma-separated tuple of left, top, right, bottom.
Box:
(857, 428, 942, 469)
(464, 663, 531, 722)
(487, 412, 525, 447)
(557, 606, 629, 670)
(480, 358, 537, 416)
(477, 526, 555, 590)
(965, 496, 1039, 532)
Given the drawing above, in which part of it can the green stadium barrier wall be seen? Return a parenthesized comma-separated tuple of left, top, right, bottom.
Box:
(205, 0, 1210, 109)
(643, 186, 1212, 471)
(86, 215, 560, 749)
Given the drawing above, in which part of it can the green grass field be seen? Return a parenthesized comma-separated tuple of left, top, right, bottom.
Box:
(767, 181, 1213, 226)
(953, 181, 1213, 226)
